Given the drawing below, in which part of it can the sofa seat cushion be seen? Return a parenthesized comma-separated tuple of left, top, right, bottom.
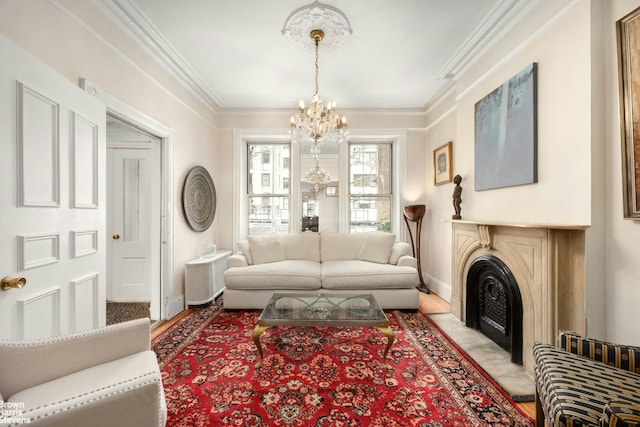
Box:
(224, 260, 321, 290)
(9, 350, 163, 418)
(534, 343, 640, 427)
(321, 260, 418, 290)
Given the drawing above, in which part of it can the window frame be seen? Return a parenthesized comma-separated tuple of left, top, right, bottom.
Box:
(233, 129, 405, 245)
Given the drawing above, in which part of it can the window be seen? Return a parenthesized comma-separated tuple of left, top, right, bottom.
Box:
(247, 143, 290, 235)
(349, 143, 392, 232)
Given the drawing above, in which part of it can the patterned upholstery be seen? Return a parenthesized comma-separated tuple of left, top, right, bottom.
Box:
(559, 332, 640, 373)
(534, 332, 640, 427)
(601, 401, 640, 427)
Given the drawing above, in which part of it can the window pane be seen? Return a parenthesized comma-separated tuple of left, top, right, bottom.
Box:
(247, 144, 290, 195)
(248, 196, 289, 235)
(247, 142, 290, 235)
(349, 143, 392, 233)
(349, 144, 391, 195)
(349, 196, 391, 232)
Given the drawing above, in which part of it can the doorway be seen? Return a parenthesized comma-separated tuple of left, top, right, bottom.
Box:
(106, 115, 162, 324)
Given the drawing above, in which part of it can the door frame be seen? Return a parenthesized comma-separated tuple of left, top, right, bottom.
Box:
(81, 78, 174, 322)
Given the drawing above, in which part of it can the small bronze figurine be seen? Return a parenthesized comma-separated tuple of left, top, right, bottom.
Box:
(452, 174, 462, 220)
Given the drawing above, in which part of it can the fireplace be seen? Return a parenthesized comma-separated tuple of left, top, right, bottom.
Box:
(465, 254, 523, 365)
(450, 220, 587, 375)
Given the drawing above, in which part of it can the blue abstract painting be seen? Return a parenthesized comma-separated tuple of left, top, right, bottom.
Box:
(474, 63, 537, 191)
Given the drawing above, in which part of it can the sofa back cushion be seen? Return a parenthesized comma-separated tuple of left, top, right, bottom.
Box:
(320, 232, 364, 261)
(280, 233, 320, 262)
(358, 232, 396, 264)
(320, 232, 396, 264)
(247, 234, 286, 265)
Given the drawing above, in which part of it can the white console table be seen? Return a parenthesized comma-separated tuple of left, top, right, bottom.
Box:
(184, 250, 231, 305)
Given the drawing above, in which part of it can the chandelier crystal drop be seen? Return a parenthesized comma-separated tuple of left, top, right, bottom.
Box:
(289, 29, 348, 147)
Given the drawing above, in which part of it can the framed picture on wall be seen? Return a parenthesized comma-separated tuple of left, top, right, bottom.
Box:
(617, 7, 640, 219)
(325, 185, 338, 197)
(474, 63, 537, 191)
(433, 141, 452, 185)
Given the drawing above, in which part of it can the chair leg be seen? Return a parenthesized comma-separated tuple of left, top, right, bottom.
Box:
(535, 389, 545, 427)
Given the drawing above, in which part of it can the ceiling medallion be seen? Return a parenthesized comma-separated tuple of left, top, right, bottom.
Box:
(281, 0, 353, 52)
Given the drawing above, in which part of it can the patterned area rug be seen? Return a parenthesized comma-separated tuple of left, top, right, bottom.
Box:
(152, 300, 533, 426)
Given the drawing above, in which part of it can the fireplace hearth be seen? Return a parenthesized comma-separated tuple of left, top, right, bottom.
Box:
(465, 254, 523, 365)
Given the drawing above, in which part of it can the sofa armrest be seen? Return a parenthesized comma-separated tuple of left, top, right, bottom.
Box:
(227, 253, 249, 268)
(559, 331, 640, 373)
(0, 318, 151, 399)
(396, 255, 417, 269)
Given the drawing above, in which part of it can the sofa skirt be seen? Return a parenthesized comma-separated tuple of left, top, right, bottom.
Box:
(222, 288, 419, 310)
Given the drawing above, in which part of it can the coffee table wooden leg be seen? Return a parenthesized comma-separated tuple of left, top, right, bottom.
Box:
(252, 322, 270, 368)
(376, 322, 395, 369)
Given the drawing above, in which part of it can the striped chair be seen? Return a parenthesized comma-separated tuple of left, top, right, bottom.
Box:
(533, 331, 640, 427)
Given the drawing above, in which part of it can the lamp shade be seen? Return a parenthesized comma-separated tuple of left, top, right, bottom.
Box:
(403, 204, 426, 222)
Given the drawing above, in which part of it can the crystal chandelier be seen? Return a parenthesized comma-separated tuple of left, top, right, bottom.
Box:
(289, 28, 348, 148)
(304, 158, 331, 191)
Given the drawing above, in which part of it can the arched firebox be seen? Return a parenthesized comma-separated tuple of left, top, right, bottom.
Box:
(465, 254, 523, 365)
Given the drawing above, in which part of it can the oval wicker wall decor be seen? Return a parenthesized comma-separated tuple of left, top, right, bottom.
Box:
(182, 166, 216, 232)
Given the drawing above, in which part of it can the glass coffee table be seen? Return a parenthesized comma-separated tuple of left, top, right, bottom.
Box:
(252, 293, 394, 369)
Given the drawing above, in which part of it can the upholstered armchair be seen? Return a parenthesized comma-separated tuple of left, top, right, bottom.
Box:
(0, 318, 167, 426)
(533, 331, 640, 427)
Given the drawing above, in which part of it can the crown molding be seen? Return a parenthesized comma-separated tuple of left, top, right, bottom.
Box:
(95, 0, 223, 111)
(435, 0, 538, 81)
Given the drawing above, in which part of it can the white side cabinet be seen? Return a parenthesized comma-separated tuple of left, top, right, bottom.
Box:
(184, 250, 231, 306)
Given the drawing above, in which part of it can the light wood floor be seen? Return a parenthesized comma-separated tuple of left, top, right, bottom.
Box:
(152, 292, 536, 421)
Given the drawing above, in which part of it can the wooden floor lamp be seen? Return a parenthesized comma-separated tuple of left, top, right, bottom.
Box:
(403, 204, 429, 293)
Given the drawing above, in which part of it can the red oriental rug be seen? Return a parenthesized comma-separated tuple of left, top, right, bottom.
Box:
(152, 300, 534, 426)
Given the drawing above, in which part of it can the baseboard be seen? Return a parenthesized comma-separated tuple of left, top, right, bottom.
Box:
(167, 296, 185, 319)
(424, 273, 452, 301)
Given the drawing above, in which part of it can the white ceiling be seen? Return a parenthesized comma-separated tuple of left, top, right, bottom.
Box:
(100, 0, 534, 111)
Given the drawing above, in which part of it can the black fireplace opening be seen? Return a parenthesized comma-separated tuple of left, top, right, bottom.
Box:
(465, 254, 523, 365)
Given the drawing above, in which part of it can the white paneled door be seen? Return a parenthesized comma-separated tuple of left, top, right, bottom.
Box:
(0, 35, 106, 339)
(107, 145, 159, 303)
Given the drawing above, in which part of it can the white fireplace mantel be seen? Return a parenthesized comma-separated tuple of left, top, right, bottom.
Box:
(448, 219, 588, 374)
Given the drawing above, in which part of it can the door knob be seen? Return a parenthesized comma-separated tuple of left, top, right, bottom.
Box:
(112, 234, 120, 240)
(1, 276, 26, 291)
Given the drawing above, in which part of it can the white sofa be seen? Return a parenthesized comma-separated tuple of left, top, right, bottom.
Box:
(223, 232, 419, 310)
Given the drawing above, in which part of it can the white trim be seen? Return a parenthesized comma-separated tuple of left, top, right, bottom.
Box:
(347, 129, 408, 240)
(17, 286, 61, 339)
(232, 129, 294, 245)
(91, 0, 222, 111)
(70, 111, 99, 208)
(70, 273, 100, 331)
(17, 82, 61, 207)
(79, 78, 174, 322)
(18, 233, 61, 271)
(71, 229, 99, 258)
(436, 0, 537, 80)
